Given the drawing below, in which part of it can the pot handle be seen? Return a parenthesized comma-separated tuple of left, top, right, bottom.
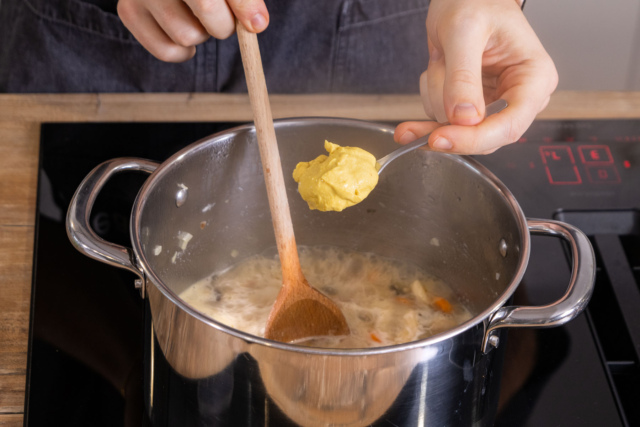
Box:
(66, 158, 159, 292)
(482, 218, 595, 353)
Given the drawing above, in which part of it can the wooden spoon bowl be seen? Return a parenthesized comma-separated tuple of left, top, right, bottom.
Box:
(264, 245, 350, 342)
(236, 22, 349, 343)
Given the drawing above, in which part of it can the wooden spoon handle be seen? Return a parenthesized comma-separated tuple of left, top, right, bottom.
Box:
(236, 22, 303, 284)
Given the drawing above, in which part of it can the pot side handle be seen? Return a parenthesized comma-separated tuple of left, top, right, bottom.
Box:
(66, 158, 159, 291)
(482, 218, 596, 354)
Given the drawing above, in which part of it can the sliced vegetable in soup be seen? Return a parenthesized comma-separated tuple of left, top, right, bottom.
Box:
(180, 246, 473, 348)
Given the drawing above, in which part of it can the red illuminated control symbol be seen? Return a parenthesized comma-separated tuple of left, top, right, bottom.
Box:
(539, 146, 582, 185)
(624, 160, 631, 169)
(578, 145, 613, 165)
(578, 145, 620, 184)
(585, 165, 621, 184)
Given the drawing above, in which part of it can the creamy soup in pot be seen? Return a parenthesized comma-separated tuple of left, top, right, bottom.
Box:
(179, 246, 473, 348)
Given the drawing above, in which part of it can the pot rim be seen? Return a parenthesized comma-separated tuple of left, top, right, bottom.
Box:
(131, 117, 531, 356)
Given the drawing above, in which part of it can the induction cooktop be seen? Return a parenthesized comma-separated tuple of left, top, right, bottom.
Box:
(25, 119, 640, 426)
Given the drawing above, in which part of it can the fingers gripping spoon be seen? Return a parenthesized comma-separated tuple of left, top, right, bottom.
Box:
(376, 99, 509, 173)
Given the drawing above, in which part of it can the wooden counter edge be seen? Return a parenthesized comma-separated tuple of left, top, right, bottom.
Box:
(0, 413, 23, 426)
(1, 91, 640, 123)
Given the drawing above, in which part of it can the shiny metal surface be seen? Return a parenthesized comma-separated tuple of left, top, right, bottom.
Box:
(144, 288, 504, 426)
(375, 99, 508, 173)
(67, 118, 595, 426)
(66, 158, 159, 288)
(482, 219, 596, 353)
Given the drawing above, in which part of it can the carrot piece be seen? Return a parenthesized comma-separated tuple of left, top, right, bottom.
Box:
(433, 297, 452, 313)
(396, 296, 413, 306)
(370, 333, 382, 343)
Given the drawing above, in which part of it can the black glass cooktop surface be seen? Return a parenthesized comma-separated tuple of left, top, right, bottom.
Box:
(25, 119, 640, 426)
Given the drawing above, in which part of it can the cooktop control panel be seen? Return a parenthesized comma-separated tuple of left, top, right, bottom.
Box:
(477, 119, 640, 217)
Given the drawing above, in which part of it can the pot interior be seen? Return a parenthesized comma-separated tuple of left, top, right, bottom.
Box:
(134, 118, 527, 320)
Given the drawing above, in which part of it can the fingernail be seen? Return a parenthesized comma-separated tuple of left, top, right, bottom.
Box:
(454, 103, 479, 120)
(399, 130, 417, 144)
(432, 136, 452, 150)
(251, 13, 267, 31)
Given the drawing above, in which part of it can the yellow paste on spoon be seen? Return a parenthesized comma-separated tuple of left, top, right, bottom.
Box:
(293, 140, 378, 212)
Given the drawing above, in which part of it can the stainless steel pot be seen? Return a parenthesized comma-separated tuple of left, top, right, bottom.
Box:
(67, 118, 595, 426)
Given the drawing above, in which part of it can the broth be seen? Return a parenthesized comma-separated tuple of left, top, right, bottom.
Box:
(180, 246, 473, 348)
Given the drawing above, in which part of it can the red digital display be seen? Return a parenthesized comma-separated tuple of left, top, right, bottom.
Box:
(578, 145, 613, 164)
(539, 146, 582, 185)
(539, 145, 622, 186)
(585, 165, 621, 184)
(578, 145, 621, 184)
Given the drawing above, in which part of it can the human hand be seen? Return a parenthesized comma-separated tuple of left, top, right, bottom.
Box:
(118, 0, 269, 62)
(394, 0, 558, 155)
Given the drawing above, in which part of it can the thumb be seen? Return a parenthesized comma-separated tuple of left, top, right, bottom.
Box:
(227, 0, 269, 33)
(440, 22, 488, 125)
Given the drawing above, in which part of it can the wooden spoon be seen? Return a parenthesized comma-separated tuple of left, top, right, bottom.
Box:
(236, 22, 350, 343)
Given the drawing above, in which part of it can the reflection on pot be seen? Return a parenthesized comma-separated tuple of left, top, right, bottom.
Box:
(148, 283, 246, 380)
(252, 346, 434, 426)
